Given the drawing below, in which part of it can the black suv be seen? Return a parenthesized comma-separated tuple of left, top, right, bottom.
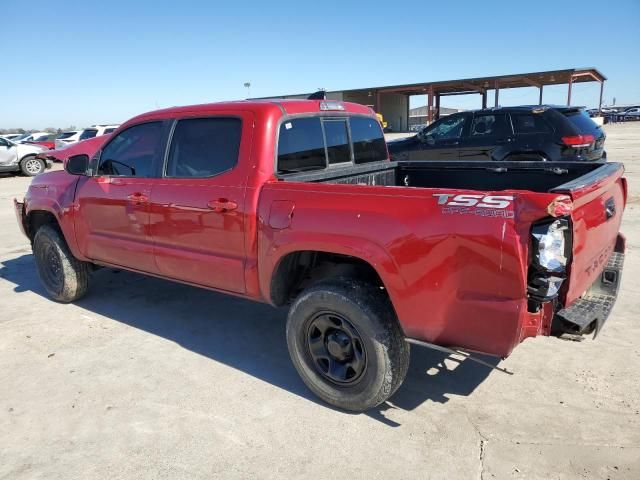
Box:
(388, 105, 606, 162)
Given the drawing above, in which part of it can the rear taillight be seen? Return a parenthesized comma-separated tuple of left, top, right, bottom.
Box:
(561, 134, 595, 148)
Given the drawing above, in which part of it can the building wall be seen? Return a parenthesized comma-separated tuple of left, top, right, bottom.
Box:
(380, 93, 408, 131)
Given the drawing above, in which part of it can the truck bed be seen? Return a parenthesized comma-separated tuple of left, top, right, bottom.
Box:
(278, 160, 608, 193)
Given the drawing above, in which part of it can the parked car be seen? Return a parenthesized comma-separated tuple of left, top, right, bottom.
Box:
(0, 137, 51, 175)
(26, 133, 57, 150)
(15, 100, 626, 412)
(388, 105, 606, 162)
(36, 133, 112, 164)
(54, 130, 82, 149)
(16, 132, 50, 144)
(78, 124, 119, 141)
(54, 125, 119, 149)
(1, 133, 24, 141)
(622, 107, 640, 120)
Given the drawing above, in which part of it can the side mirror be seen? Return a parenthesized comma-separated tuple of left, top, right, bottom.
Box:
(65, 154, 89, 176)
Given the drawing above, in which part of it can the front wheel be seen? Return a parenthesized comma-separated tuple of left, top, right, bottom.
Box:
(20, 156, 46, 176)
(286, 279, 409, 412)
(33, 225, 91, 302)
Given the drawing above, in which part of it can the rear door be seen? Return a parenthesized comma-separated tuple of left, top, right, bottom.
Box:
(553, 163, 626, 305)
(458, 112, 514, 161)
(149, 113, 252, 294)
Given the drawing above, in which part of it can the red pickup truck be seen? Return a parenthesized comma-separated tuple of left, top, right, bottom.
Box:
(14, 100, 626, 411)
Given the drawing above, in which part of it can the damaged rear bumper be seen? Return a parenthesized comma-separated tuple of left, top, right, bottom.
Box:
(554, 247, 624, 338)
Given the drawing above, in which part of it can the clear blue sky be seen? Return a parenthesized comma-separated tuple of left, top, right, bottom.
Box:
(2, 0, 639, 129)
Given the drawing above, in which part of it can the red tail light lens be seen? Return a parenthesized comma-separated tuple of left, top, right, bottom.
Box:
(561, 134, 595, 147)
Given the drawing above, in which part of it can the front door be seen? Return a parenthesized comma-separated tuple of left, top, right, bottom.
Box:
(149, 113, 252, 294)
(74, 121, 167, 273)
(0, 138, 18, 166)
(408, 113, 469, 161)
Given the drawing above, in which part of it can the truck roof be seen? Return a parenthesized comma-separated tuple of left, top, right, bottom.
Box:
(126, 100, 375, 126)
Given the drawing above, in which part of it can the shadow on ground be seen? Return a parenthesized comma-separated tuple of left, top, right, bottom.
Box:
(0, 254, 498, 426)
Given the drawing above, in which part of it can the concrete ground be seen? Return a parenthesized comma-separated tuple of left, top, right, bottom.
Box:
(1, 123, 639, 480)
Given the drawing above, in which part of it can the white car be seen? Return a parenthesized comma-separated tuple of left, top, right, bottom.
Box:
(55, 125, 119, 149)
(623, 107, 640, 120)
(16, 131, 49, 143)
(0, 137, 51, 176)
(54, 130, 81, 149)
(0, 133, 24, 141)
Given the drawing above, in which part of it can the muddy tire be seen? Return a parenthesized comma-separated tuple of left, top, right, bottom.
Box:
(286, 279, 409, 412)
(33, 225, 90, 302)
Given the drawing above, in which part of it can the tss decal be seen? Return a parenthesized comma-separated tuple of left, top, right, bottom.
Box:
(433, 194, 514, 209)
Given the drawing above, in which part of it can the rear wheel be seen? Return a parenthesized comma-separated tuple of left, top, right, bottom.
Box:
(20, 156, 45, 176)
(33, 225, 90, 302)
(286, 279, 409, 412)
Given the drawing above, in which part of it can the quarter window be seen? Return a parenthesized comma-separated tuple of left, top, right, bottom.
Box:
(165, 117, 242, 178)
(512, 114, 552, 134)
(97, 122, 163, 177)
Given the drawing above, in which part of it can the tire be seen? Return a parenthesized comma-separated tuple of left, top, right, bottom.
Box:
(20, 156, 45, 176)
(286, 279, 410, 412)
(33, 225, 90, 302)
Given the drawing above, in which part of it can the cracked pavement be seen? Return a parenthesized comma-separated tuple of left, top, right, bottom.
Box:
(1, 123, 639, 479)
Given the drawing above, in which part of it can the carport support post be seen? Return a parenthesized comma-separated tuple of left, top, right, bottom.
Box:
(435, 93, 441, 120)
(567, 75, 573, 106)
(598, 81, 604, 113)
(482, 91, 487, 109)
(494, 80, 500, 107)
(539, 85, 543, 105)
(427, 85, 434, 124)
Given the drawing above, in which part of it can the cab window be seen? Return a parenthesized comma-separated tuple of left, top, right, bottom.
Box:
(97, 122, 163, 177)
(165, 117, 241, 178)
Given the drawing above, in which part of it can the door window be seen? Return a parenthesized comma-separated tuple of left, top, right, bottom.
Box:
(470, 114, 511, 137)
(97, 121, 163, 177)
(165, 117, 242, 178)
(425, 115, 467, 140)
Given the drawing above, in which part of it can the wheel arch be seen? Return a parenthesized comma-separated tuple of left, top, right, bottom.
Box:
(268, 247, 403, 309)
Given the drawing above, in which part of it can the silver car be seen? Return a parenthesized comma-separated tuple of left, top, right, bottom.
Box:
(0, 137, 51, 176)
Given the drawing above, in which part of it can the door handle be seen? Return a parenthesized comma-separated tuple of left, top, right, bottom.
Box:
(207, 199, 238, 212)
(127, 192, 149, 204)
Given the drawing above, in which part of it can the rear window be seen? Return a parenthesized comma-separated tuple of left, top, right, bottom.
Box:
(323, 119, 351, 165)
(104, 128, 117, 134)
(511, 114, 552, 134)
(57, 131, 77, 139)
(277, 115, 386, 173)
(79, 129, 98, 140)
(277, 117, 326, 172)
(350, 117, 387, 164)
(562, 110, 600, 134)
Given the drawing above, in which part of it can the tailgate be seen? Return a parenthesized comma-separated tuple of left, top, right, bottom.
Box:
(552, 162, 626, 305)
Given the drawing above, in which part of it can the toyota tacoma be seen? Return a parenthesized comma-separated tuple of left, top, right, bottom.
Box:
(14, 100, 626, 411)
